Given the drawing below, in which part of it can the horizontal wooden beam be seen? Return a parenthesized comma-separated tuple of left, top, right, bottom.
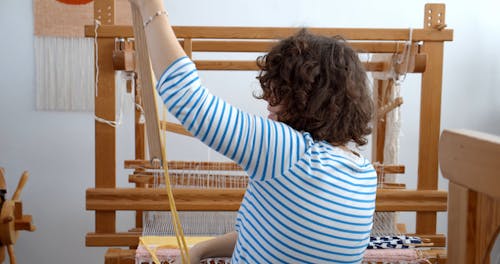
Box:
(193, 60, 422, 73)
(86, 232, 140, 247)
(126, 159, 404, 174)
(91, 232, 446, 248)
(408, 233, 447, 248)
(102, 248, 447, 263)
(86, 188, 245, 211)
(374, 164, 405, 174)
(159, 121, 192, 137)
(376, 189, 447, 211)
(182, 40, 418, 54)
(86, 188, 447, 212)
(85, 25, 453, 42)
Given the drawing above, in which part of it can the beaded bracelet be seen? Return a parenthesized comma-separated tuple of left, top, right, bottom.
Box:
(143, 10, 168, 28)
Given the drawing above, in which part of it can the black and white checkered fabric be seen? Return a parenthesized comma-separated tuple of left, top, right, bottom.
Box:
(367, 235, 422, 249)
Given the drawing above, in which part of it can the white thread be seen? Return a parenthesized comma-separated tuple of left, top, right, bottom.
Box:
(93, 19, 120, 127)
(94, 19, 101, 97)
(34, 36, 94, 111)
(395, 27, 413, 84)
(136, 104, 146, 124)
(93, 20, 138, 128)
(93, 71, 131, 128)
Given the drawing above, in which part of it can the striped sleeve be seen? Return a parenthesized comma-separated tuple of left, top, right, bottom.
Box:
(156, 56, 306, 180)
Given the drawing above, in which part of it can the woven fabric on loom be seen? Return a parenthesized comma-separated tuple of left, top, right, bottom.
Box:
(135, 247, 428, 264)
(135, 246, 231, 264)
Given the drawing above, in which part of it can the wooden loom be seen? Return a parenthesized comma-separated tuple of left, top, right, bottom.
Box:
(0, 168, 36, 264)
(84, 1, 453, 263)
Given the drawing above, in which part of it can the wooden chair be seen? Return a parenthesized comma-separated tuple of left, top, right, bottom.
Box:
(440, 129, 500, 263)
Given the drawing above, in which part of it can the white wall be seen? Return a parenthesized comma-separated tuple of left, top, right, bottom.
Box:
(1, 0, 499, 263)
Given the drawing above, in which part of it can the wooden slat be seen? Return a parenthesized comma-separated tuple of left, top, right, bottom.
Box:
(184, 40, 421, 54)
(416, 40, 444, 235)
(134, 81, 146, 229)
(375, 189, 447, 211)
(132, 6, 163, 162)
(416, 4, 448, 236)
(94, 29, 117, 234)
(87, 232, 140, 247)
(128, 168, 402, 185)
(194, 60, 259, 71)
(406, 234, 447, 248)
(126, 159, 403, 174)
(439, 129, 500, 199)
(159, 121, 192, 136)
(86, 188, 446, 211)
(378, 183, 406, 189)
(94, 232, 444, 248)
(96, 235, 447, 252)
(446, 182, 468, 263)
(86, 188, 245, 211)
(174, 26, 454, 41)
(193, 60, 391, 72)
(85, 25, 453, 42)
(187, 40, 276, 52)
(183, 38, 193, 58)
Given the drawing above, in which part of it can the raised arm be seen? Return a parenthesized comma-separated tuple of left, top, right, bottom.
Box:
(131, 0, 306, 181)
(132, 0, 186, 77)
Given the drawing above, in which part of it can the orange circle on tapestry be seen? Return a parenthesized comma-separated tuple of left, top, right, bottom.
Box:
(56, 0, 93, 4)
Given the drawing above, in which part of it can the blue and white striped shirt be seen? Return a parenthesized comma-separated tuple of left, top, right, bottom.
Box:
(157, 57, 377, 264)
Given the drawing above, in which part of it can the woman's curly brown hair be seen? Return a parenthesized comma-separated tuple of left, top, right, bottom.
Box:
(255, 29, 373, 146)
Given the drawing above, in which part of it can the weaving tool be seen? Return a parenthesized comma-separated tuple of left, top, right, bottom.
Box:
(129, 6, 189, 264)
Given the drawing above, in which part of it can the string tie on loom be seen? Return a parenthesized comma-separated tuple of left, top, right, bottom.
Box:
(394, 27, 413, 85)
(93, 19, 146, 127)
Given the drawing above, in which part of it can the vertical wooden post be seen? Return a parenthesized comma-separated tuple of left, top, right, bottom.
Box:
(447, 182, 468, 263)
(94, 0, 117, 234)
(371, 57, 392, 165)
(134, 76, 145, 229)
(183, 38, 193, 58)
(373, 79, 392, 164)
(416, 3, 446, 235)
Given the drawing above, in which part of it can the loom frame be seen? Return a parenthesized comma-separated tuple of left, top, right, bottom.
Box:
(85, 1, 452, 262)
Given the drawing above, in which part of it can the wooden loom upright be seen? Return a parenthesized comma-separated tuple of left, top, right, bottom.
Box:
(85, 1, 453, 263)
